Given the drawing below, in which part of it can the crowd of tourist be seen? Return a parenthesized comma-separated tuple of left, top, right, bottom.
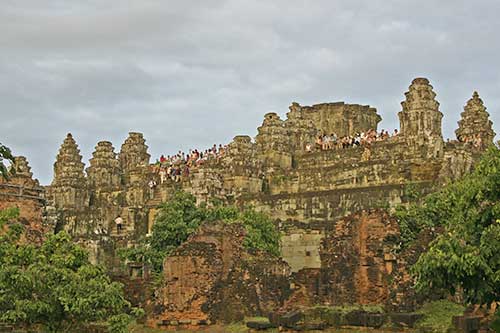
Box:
(151, 144, 227, 184)
(305, 129, 398, 152)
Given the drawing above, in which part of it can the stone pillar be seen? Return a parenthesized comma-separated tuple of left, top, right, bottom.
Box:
(255, 112, 292, 169)
(398, 78, 444, 157)
(455, 91, 496, 147)
(50, 133, 88, 211)
(285, 102, 319, 153)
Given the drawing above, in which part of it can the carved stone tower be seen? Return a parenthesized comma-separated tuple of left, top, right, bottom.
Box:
(119, 132, 150, 208)
(398, 78, 444, 157)
(87, 141, 121, 191)
(285, 102, 319, 153)
(11, 156, 40, 188)
(119, 132, 150, 186)
(221, 135, 262, 195)
(455, 91, 496, 146)
(255, 112, 292, 169)
(50, 133, 88, 210)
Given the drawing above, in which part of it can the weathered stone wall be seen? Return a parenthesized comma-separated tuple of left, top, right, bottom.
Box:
(319, 210, 400, 306)
(295, 102, 381, 138)
(154, 221, 291, 326)
(0, 156, 47, 243)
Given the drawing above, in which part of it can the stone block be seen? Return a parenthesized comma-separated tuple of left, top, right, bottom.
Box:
(452, 315, 480, 333)
(366, 313, 386, 328)
(246, 321, 276, 330)
(280, 309, 303, 328)
(196, 319, 209, 325)
(345, 310, 367, 326)
(389, 312, 423, 328)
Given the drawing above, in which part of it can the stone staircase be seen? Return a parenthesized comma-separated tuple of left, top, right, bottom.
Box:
(109, 208, 136, 238)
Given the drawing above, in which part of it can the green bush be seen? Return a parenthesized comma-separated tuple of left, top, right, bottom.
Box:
(121, 191, 281, 273)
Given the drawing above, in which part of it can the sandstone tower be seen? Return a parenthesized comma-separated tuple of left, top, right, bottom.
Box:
(285, 102, 319, 153)
(87, 141, 121, 191)
(50, 133, 88, 211)
(398, 78, 444, 157)
(11, 156, 40, 188)
(456, 91, 496, 145)
(119, 132, 150, 185)
(255, 112, 292, 170)
(119, 132, 150, 207)
(221, 135, 262, 195)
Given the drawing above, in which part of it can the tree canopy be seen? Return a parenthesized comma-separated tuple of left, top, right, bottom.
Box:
(0, 142, 14, 180)
(121, 191, 281, 272)
(395, 146, 500, 305)
(0, 209, 139, 332)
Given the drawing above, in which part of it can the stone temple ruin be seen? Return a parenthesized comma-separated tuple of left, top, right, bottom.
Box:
(1, 78, 496, 326)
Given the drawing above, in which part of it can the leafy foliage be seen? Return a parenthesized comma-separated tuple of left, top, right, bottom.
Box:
(401, 146, 500, 305)
(0, 209, 138, 332)
(415, 300, 465, 333)
(492, 310, 500, 333)
(121, 191, 281, 272)
(0, 142, 14, 180)
(0, 207, 20, 228)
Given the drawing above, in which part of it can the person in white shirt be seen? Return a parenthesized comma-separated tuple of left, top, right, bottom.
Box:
(115, 215, 123, 234)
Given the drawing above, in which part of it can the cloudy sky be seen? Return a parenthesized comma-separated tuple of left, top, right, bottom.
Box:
(1, 0, 499, 185)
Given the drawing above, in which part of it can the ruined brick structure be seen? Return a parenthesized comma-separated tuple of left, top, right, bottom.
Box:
(154, 222, 290, 326)
(0, 156, 47, 243)
(3, 77, 495, 323)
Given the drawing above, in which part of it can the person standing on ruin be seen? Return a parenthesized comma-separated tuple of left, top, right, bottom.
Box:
(115, 215, 123, 235)
(148, 179, 157, 199)
(159, 167, 166, 184)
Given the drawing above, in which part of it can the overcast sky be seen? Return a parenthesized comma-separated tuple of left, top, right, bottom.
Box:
(1, 0, 499, 185)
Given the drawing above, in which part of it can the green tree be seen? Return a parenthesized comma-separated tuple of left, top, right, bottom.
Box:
(0, 210, 138, 332)
(0, 142, 14, 180)
(121, 191, 281, 272)
(408, 146, 500, 305)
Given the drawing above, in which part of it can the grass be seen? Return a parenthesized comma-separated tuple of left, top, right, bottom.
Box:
(313, 304, 385, 314)
(244, 316, 271, 323)
(415, 299, 465, 332)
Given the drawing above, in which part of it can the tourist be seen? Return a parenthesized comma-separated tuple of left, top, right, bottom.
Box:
(148, 179, 157, 199)
(115, 215, 123, 235)
(315, 135, 323, 150)
(159, 168, 167, 184)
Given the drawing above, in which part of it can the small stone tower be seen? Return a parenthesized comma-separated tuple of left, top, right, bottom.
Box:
(87, 141, 121, 191)
(398, 78, 444, 156)
(10, 156, 40, 188)
(221, 135, 262, 195)
(285, 102, 319, 153)
(119, 132, 150, 186)
(455, 91, 496, 146)
(255, 112, 292, 169)
(50, 133, 88, 210)
(119, 132, 151, 209)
